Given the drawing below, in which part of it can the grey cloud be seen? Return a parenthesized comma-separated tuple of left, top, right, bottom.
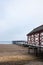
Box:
(0, 0, 43, 41)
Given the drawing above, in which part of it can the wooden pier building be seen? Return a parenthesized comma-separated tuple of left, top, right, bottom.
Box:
(27, 25, 43, 56)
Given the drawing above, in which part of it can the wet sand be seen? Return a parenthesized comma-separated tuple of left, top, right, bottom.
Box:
(0, 44, 28, 56)
(0, 59, 43, 65)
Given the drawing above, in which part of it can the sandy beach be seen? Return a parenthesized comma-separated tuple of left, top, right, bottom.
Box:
(0, 44, 42, 65)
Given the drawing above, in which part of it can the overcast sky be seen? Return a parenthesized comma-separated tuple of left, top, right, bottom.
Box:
(0, 0, 43, 41)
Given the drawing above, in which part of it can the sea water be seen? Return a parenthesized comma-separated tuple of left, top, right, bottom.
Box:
(0, 41, 12, 44)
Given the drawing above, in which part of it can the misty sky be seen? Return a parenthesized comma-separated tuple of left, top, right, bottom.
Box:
(0, 0, 43, 41)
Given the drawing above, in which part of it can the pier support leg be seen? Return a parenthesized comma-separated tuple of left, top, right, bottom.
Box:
(39, 47, 41, 56)
(28, 47, 30, 53)
(34, 47, 38, 56)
